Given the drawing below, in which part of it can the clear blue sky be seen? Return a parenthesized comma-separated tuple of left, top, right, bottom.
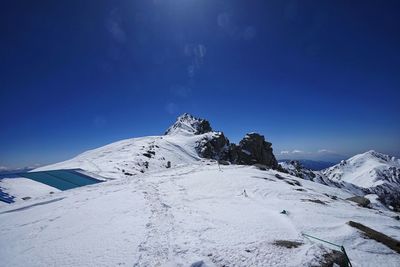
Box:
(1, 1, 399, 168)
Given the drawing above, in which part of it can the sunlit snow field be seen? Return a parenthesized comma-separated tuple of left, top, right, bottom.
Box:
(1, 163, 399, 266)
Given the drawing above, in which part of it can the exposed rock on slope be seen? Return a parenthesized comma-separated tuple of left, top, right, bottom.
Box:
(196, 132, 230, 160)
(278, 160, 337, 187)
(192, 130, 278, 169)
(165, 113, 212, 135)
(165, 114, 279, 169)
(279, 160, 318, 180)
(228, 133, 278, 168)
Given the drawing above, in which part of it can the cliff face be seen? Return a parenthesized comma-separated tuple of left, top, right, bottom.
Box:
(227, 133, 278, 168)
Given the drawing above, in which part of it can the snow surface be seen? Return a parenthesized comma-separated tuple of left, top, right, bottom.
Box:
(34, 133, 214, 179)
(0, 177, 60, 206)
(1, 163, 399, 266)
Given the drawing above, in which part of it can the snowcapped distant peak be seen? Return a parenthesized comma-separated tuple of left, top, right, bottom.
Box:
(346, 150, 398, 165)
(165, 113, 212, 136)
(322, 150, 400, 210)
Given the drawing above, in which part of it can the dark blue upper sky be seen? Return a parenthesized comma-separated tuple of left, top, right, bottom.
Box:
(1, 0, 400, 168)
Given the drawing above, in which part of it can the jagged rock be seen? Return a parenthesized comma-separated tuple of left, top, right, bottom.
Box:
(376, 190, 400, 211)
(165, 113, 212, 135)
(168, 114, 279, 169)
(196, 132, 230, 160)
(229, 133, 278, 168)
(279, 160, 317, 180)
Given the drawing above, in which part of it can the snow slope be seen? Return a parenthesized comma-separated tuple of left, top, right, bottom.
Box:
(33, 114, 219, 179)
(34, 134, 212, 178)
(1, 163, 399, 266)
(323, 150, 400, 189)
(0, 177, 59, 202)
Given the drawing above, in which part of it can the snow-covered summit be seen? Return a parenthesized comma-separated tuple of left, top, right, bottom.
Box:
(278, 151, 400, 211)
(33, 113, 279, 179)
(323, 150, 400, 210)
(32, 114, 221, 179)
(33, 134, 209, 179)
(323, 150, 400, 188)
(164, 113, 212, 136)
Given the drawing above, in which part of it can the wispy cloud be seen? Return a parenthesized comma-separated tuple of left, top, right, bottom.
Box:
(318, 149, 335, 153)
(0, 166, 9, 171)
(280, 150, 307, 154)
(217, 12, 257, 41)
(292, 150, 304, 154)
(106, 9, 126, 44)
(184, 44, 207, 78)
(281, 149, 337, 155)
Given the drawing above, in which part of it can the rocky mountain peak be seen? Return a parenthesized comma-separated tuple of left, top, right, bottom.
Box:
(165, 113, 212, 136)
(165, 114, 279, 169)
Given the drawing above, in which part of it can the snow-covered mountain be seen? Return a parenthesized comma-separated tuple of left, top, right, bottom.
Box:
(323, 150, 400, 188)
(1, 114, 400, 266)
(322, 150, 400, 210)
(35, 113, 278, 177)
(279, 159, 335, 171)
(280, 151, 400, 211)
(34, 114, 220, 178)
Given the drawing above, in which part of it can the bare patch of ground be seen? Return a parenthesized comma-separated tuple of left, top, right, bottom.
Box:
(301, 199, 327, 205)
(319, 250, 348, 267)
(273, 240, 303, 248)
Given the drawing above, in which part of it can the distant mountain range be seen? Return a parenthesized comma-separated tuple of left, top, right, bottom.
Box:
(279, 159, 335, 170)
(0, 167, 34, 176)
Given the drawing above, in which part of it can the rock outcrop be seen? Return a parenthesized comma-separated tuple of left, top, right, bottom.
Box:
(279, 160, 318, 181)
(196, 132, 278, 169)
(166, 114, 279, 169)
(165, 113, 212, 135)
(228, 133, 278, 168)
(196, 132, 230, 160)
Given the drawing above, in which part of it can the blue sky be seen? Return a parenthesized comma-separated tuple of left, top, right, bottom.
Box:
(1, 1, 400, 168)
